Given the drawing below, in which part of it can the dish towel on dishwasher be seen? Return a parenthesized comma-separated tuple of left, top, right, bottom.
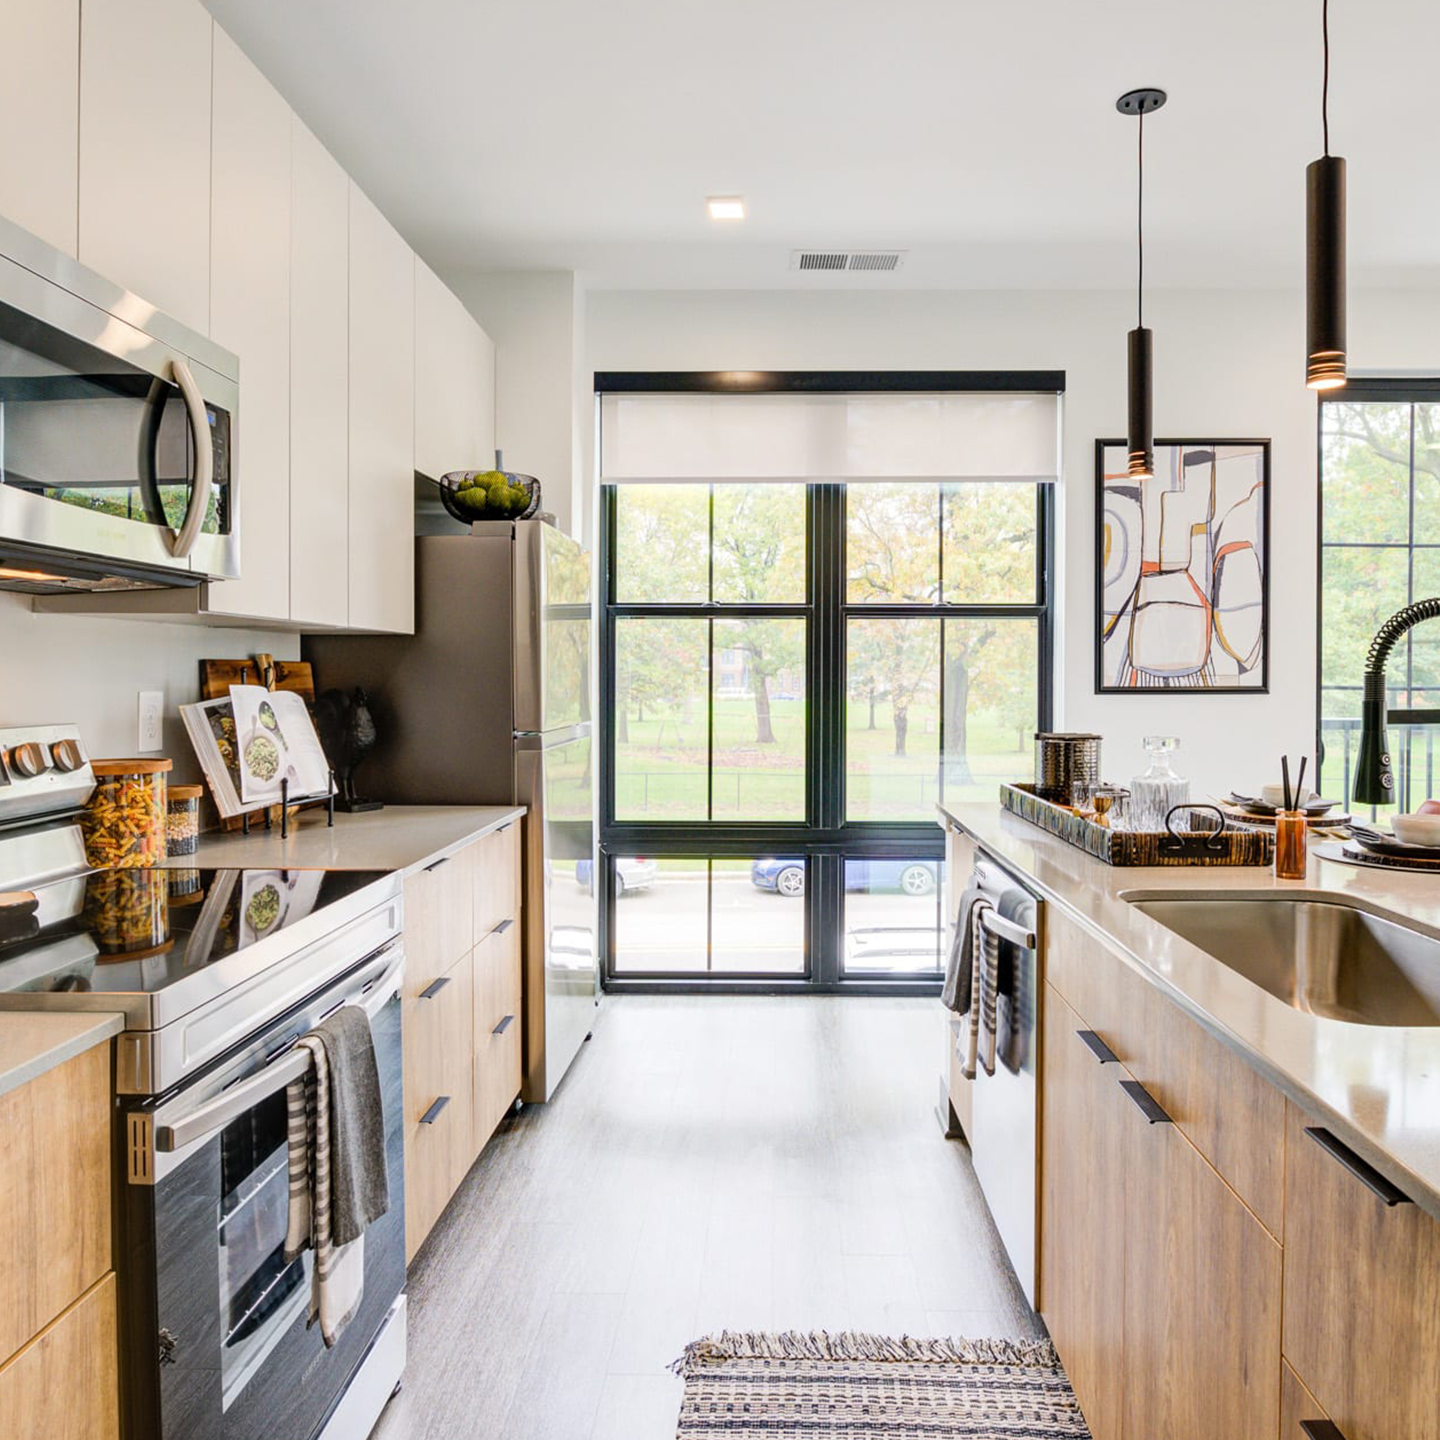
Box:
(942, 879, 986, 1014)
(977, 909, 1003, 1078)
(283, 1004, 390, 1347)
(961, 900, 995, 1081)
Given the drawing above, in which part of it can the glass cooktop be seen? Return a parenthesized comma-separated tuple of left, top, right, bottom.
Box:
(0, 866, 390, 998)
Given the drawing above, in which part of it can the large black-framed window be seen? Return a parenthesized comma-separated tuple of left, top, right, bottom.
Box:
(597, 372, 1059, 993)
(1318, 378, 1440, 812)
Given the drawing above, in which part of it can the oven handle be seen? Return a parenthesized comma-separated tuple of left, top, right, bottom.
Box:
(150, 945, 403, 1156)
(976, 905, 1037, 951)
(166, 357, 214, 559)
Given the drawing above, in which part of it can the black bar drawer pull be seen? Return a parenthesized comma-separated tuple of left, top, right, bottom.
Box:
(424, 856, 449, 873)
(418, 977, 450, 1000)
(1077, 1029, 1119, 1065)
(492, 1014, 515, 1036)
(419, 1096, 450, 1125)
(1305, 1126, 1413, 1207)
(1299, 1422, 1347, 1440)
(1120, 1079, 1172, 1125)
(493, 918, 514, 934)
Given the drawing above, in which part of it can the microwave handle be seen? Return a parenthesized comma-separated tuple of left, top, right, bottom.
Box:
(150, 946, 403, 1154)
(166, 357, 214, 559)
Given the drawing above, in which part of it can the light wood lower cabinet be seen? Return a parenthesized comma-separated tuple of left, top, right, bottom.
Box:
(402, 821, 523, 1260)
(1120, 1090, 1280, 1440)
(1282, 1101, 1440, 1440)
(402, 959, 475, 1262)
(1040, 990, 1126, 1440)
(0, 1273, 117, 1440)
(0, 1043, 110, 1364)
(473, 918, 523, 1148)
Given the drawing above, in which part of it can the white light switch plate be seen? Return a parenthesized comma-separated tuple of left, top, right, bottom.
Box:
(138, 691, 165, 752)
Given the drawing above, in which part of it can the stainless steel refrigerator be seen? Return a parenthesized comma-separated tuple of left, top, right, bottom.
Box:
(306, 522, 596, 1102)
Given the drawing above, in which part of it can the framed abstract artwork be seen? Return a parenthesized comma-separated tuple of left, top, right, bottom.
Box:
(1095, 438, 1269, 693)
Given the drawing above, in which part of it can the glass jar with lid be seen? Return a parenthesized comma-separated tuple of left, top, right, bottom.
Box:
(1130, 736, 1190, 832)
(82, 759, 172, 868)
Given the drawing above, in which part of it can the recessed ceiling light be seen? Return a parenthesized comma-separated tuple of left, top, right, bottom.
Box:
(707, 196, 746, 222)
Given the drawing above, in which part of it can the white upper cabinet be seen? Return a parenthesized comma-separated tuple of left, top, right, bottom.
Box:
(0, 0, 79, 255)
(290, 119, 351, 630)
(207, 28, 291, 622)
(414, 257, 496, 481)
(79, 0, 213, 333)
(348, 183, 415, 634)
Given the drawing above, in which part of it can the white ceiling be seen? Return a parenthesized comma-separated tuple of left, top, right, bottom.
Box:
(202, 0, 1440, 293)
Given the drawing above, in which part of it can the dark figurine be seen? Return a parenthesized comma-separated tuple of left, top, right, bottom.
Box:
(315, 687, 384, 813)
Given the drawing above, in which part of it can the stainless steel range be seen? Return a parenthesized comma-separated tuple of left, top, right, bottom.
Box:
(0, 725, 407, 1440)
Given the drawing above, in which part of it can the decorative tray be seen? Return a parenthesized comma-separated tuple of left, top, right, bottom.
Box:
(1000, 783, 1274, 867)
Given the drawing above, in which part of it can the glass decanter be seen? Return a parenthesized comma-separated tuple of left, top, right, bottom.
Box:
(1130, 736, 1190, 832)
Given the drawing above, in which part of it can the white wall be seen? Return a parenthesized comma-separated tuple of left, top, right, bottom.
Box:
(0, 594, 299, 781)
(586, 285, 1439, 798)
(458, 270, 589, 542)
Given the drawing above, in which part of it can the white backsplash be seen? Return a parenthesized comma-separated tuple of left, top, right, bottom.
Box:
(0, 593, 300, 783)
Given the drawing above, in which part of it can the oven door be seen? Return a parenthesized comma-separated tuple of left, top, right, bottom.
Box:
(119, 945, 405, 1440)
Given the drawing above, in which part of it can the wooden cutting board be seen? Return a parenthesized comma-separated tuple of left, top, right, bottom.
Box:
(201, 656, 315, 703)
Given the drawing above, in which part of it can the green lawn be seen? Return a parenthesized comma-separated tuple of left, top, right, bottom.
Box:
(615, 696, 1030, 821)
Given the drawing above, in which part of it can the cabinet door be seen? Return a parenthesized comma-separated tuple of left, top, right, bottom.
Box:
(79, 0, 212, 332)
(1280, 1362, 1332, 1440)
(0, 1043, 110, 1365)
(1121, 1076, 1281, 1440)
(1282, 1102, 1440, 1440)
(1039, 988, 1126, 1440)
(347, 182, 414, 633)
(474, 822, 521, 942)
(414, 257, 495, 481)
(402, 961, 475, 1262)
(402, 847, 477, 997)
(473, 918, 523, 1148)
(206, 27, 291, 621)
(289, 118, 350, 627)
(0, 0, 79, 255)
(0, 1274, 117, 1440)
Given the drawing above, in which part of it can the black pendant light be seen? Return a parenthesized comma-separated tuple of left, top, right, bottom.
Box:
(1307, 0, 1346, 389)
(1118, 88, 1166, 481)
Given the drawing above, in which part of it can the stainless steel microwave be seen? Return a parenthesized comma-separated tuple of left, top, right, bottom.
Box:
(0, 214, 239, 595)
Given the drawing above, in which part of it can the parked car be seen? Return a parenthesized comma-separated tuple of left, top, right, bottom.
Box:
(749, 857, 938, 898)
(576, 856, 659, 896)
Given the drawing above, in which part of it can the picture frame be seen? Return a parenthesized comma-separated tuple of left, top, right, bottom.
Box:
(1095, 438, 1270, 694)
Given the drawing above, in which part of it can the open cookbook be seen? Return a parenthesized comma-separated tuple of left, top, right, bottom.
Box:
(181, 686, 333, 818)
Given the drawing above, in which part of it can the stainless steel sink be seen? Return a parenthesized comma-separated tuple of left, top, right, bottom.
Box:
(1124, 893, 1440, 1027)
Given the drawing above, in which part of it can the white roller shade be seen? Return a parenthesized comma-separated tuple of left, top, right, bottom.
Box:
(599, 391, 1061, 483)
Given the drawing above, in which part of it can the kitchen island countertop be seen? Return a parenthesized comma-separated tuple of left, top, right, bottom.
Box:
(941, 800, 1440, 1221)
(0, 1011, 123, 1100)
(164, 804, 526, 878)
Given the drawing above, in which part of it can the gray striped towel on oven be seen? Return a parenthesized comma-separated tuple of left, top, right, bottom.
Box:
(283, 1005, 388, 1347)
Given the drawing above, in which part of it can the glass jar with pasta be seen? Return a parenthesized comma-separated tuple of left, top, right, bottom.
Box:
(82, 759, 172, 868)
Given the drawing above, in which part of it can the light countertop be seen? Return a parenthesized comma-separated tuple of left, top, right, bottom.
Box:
(940, 800, 1440, 1221)
(0, 1011, 123, 1100)
(165, 804, 526, 877)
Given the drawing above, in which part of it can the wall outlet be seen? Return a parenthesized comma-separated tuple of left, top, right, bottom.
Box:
(138, 691, 165, 753)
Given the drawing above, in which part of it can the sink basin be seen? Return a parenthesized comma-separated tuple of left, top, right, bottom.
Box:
(1124, 893, 1440, 1027)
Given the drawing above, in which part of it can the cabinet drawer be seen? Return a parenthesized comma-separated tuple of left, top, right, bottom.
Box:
(0, 1273, 117, 1440)
(403, 846, 476, 995)
(474, 822, 521, 941)
(1282, 1102, 1440, 1440)
(402, 964, 475, 1261)
(473, 919, 523, 1148)
(1046, 906, 1284, 1235)
(0, 1043, 110, 1365)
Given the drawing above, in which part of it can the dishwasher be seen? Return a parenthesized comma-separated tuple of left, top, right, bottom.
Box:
(965, 854, 1043, 1306)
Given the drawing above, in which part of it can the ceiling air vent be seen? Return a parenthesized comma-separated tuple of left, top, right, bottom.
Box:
(791, 249, 906, 273)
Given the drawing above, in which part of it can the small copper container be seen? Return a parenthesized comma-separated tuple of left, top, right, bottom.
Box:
(1274, 811, 1308, 880)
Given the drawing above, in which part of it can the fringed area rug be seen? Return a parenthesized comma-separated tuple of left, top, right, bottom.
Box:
(672, 1331, 1091, 1438)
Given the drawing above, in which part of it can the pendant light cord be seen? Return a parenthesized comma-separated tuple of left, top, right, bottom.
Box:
(1322, 0, 1331, 156)
(1137, 108, 1145, 327)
